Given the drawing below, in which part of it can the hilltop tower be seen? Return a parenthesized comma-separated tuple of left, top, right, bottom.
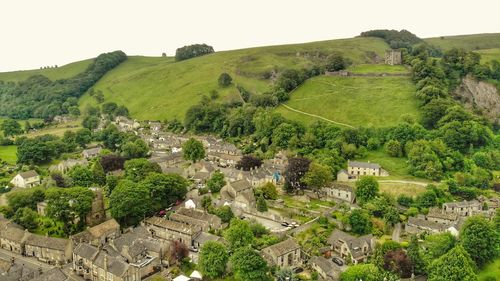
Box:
(385, 50, 402, 65)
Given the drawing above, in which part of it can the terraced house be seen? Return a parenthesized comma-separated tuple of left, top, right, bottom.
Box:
(142, 217, 201, 247)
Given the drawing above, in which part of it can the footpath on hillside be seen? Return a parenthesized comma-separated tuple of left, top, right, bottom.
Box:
(280, 104, 355, 128)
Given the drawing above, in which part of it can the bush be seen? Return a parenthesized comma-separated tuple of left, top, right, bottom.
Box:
(218, 73, 233, 87)
(325, 53, 346, 72)
(385, 139, 403, 157)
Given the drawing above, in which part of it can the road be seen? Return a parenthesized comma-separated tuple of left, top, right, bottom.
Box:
(0, 247, 52, 271)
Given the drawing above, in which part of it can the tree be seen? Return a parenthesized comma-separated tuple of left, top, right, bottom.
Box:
(124, 158, 162, 182)
(348, 209, 372, 235)
(51, 171, 68, 187)
(215, 206, 234, 223)
(121, 139, 149, 159)
(256, 196, 267, 212)
(1, 119, 23, 137)
(302, 162, 332, 193)
(100, 154, 125, 173)
(170, 240, 189, 263)
(92, 161, 106, 186)
(325, 53, 346, 72)
(340, 263, 381, 281)
(224, 218, 254, 250)
(355, 176, 379, 204)
(460, 216, 498, 267)
(110, 180, 151, 225)
(284, 157, 311, 193)
(384, 249, 413, 278)
(385, 139, 403, 157)
(68, 165, 94, 187)
(260, 182, 278, 200)
(230, 247, 270, 281)
(422, 232, 456, 263)
(7, 188, 45, 211)
(198, 241, 229, 279)
(142, 173, 188, 210)
(182, 138, 205, 163)
(12, 207, 38, 231)
(45, 187, 94, 233)
(236, 155, 262, 171)
(201, 195, 212, 211)
(175, 44, 214, 61)
(428, 245, 477, 281)
(82, 116, 100, 130)
(407, 235, 425, 275)
(218, 73, 233, 87)
(75, 128, 92, 148)
(206, 171, 226, 193)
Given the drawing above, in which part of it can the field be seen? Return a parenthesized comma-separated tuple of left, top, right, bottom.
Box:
(78, 37, 390, 121)
(275, 74, 420, 127)
(477, 48, 500, 63)
(347, 64, 409, 74)
(0, 145, 17, 164)
(478, 258, 500, 281)
(0, 59, 93, 82)
(424, 33, 500, 51)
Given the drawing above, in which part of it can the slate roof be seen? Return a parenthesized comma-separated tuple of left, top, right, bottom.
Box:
(309, 256, 338, 278)
(82, 147, 102, 157)
(229, 179, 252, 193)
(18, 170, 39, 179)
(169, 213, 209, 230)
(348, 160, 380, 169)
(193, 232, 223, 245)
(0, 224, 27, 243)
(30, 268, 68, 281)
(93, 250, 129, 278)
(327, 230, 373, 259)
(176, 207, 221, 227)
(443, 200, 481, 208)
(87, 219, 120, 239)
(263, 238, 300, 257)
(407, 216, 448, 231)
(144, 217, 199, 235)
(25, 234, 70, 251)
(328, 183, 354, 192)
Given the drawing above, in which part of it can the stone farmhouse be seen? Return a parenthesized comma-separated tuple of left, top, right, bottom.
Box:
(405, 215, 453, 235)
(443, 200, 482, 217)
(309, 256, 340, 281)
(142, 217, 201, 247)
(114, 116, 141, 132)
(261, 238, 303, 269)
(322, 183, 356, 203)
(82, 147, 102, 159)
(327, 230, 375, 264)
(385, 49, 402, 65)
(175, 207, 222, 230)
(49, 159, 88, 174)
(10, 170, 41, 188)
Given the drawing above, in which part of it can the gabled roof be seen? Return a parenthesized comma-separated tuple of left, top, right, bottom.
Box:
(87, 219, 120, 239)
(18, 170, 39, 179)
(327, 183, 354, 193)
(262, 238, 300, 257)
(193, 232, 223, 245)
(348, 160, 380, 169)
(0, 224, 27, 243)
(229, 179, 252, 193)
(25, 234, 70, 251)
(443, 200, 481, 208)
(327, 230, 373, 257)
(30, 268, 68, 281)
(407, 217, 448, 231)
(309, 256, 338, 277)
(73, 243, 99, 261)
(144, 217, 199, 235)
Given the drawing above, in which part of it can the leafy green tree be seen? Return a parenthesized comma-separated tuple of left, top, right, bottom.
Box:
(215, 206, 234, 223)
(121, 139, 149, 158)
(256, 196, 267, 212)
(385, 139, 403, 157)
(224, 218, 254, 250)
(302, 162, 333, 193)
(110, 180, 151, 225)
(260, 182, 278, 200)
(230, 247, 270, 281)
(68, 165, 94, 187)
(124, 158, 162, 181)
(17, 138, 57, 164)
(1, 119, 23, 137)
(428, 245, 477, 281)
(141, 173, 188, 210)
(355, 176, 379, 204)
(12, 207, 38, 231)
(175, 44, 214, 61)
(460, 216, 498, 267)
(422, 232, 456, 263)
(325, 53, 346, 72)
(416, 189, 438, 209)
(407, 235, 425, 275)
(348, 209, 372, 235)
(75, 128, 92, 148)
(82, 116, 100, 130)
(206, 171, 226, 193)
(218, 73, 233, 87)
(7, 188, 45, 211)
(45, 187, 94, 233)
(340, 263, 381, 281)
(92, 160, 106, 186)
(198, 241, 229, 278)
(182, 138, 205, 163)
(201, 195, 212, 211)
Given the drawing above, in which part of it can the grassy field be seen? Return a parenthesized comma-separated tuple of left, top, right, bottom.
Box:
(0, 59, 93, 82)
(379, 182, 427, 198)
(0, 145, 17, 164)
(424, 33, 500, 51)
(478, 258, 500, 281)
(78, 37, 390, 121)
(347, 64, 409, 74)
(275, 74, 420, 127)
(477, 48, 500, 63)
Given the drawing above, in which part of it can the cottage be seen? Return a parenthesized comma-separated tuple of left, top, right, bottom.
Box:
(175, 207, 222, 229)
(24, 234, 73, 265)
(336, 169, 350, 182)
(323, 183, 355, 203)
(443, 200, 482, 217)
(261, 238, 303, 269)
(71, 218, 121, 246)
(426, 207, 459, 224)
(0, 224, 29, 254)
(222, 179, 253, 199)
(82, 147, 102, 159)
(10, 170, 41, 188)
(142, 217, 201, 247)
(192, 232, 224, 249)
(170, 213, 211, 232)
(327, 230, 375, 264)
(309, 256, 340, 281)
(347, 160, 387, 178)
(405, 216, 449, 235)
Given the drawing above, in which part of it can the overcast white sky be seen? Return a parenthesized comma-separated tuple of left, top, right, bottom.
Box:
(0, 0, 499, 72)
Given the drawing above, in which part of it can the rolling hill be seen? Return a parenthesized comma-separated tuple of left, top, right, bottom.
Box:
(424, 33, 500, 51)
(0, 59, 93, 82)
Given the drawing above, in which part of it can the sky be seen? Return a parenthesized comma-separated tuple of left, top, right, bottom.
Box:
(0, 0, 499, 72)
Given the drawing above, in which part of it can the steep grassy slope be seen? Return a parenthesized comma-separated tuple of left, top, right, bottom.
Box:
(0, 59, 93, 82)
(275, 71, 419, 127)
(424, 33, 500, 51)
(78, 37, 390, 121)
(477, 48, 500, 63)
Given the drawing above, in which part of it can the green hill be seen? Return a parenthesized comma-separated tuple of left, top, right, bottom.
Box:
(0, 59, 93, 82)
(78, 37, 390, 121)
(477, 48, 500, 63)
(424, 33, 500, 51)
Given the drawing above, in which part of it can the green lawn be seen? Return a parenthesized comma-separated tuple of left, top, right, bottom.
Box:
(0, 146, 17, 164)
(347, 64, 409, 74)
(275, 75, 420, 127)
(0, 59, 93, 82)
(478, 258, 500, 281)
(78, 37, 390, 121)
(424, 33, 500, 51)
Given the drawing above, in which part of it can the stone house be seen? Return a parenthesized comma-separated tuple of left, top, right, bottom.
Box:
(405, 216, 450, 235)
(220, 179, 256, 212)
(426, 207, 459, 224)
(443, 200, 482, 217)
(336, 170, 352, 182)
(0, 224, 29, 254)
(222, 179, 253, 199)
(142, 217, 201, 247)
(309, 256, 340, 281)
(385, 50, 402, 65)
(322, 183, 356, 203)
(86, 188, 107, 226)
(30, 268, 69, 281)
(24, 234, 73, 265)
(175, 207, 222, 230)
(327, 230, 375, 264)
(261, 238, 303, 269)
(192, 232, 225, 249)
(115, 116, 141, 132)
(10, 170, 41, 188)
(169, 213, 211, 232)
(71, 219, 121, 246)
(49, 159, 88, 174)
(82, 147, 102, 159)
(347, 160, 388, 178)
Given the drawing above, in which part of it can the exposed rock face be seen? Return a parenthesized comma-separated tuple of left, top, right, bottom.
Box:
(454, 75, 500, 124)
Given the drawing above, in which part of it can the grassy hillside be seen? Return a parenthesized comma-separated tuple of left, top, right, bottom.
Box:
(0, 145, 17, 164)
(79, 37, 390, 121)
(274, 69, 420, 127)
(477, 48, 500, 63)
(0, 59, 93, 82)
(424, 33, 500, 51)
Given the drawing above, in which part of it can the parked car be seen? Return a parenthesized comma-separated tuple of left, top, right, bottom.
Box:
(332, 257, 344, 266)
(188, 246, 199, 253)
(293, 267, 304, 274)
(281, 222, 289, 227)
